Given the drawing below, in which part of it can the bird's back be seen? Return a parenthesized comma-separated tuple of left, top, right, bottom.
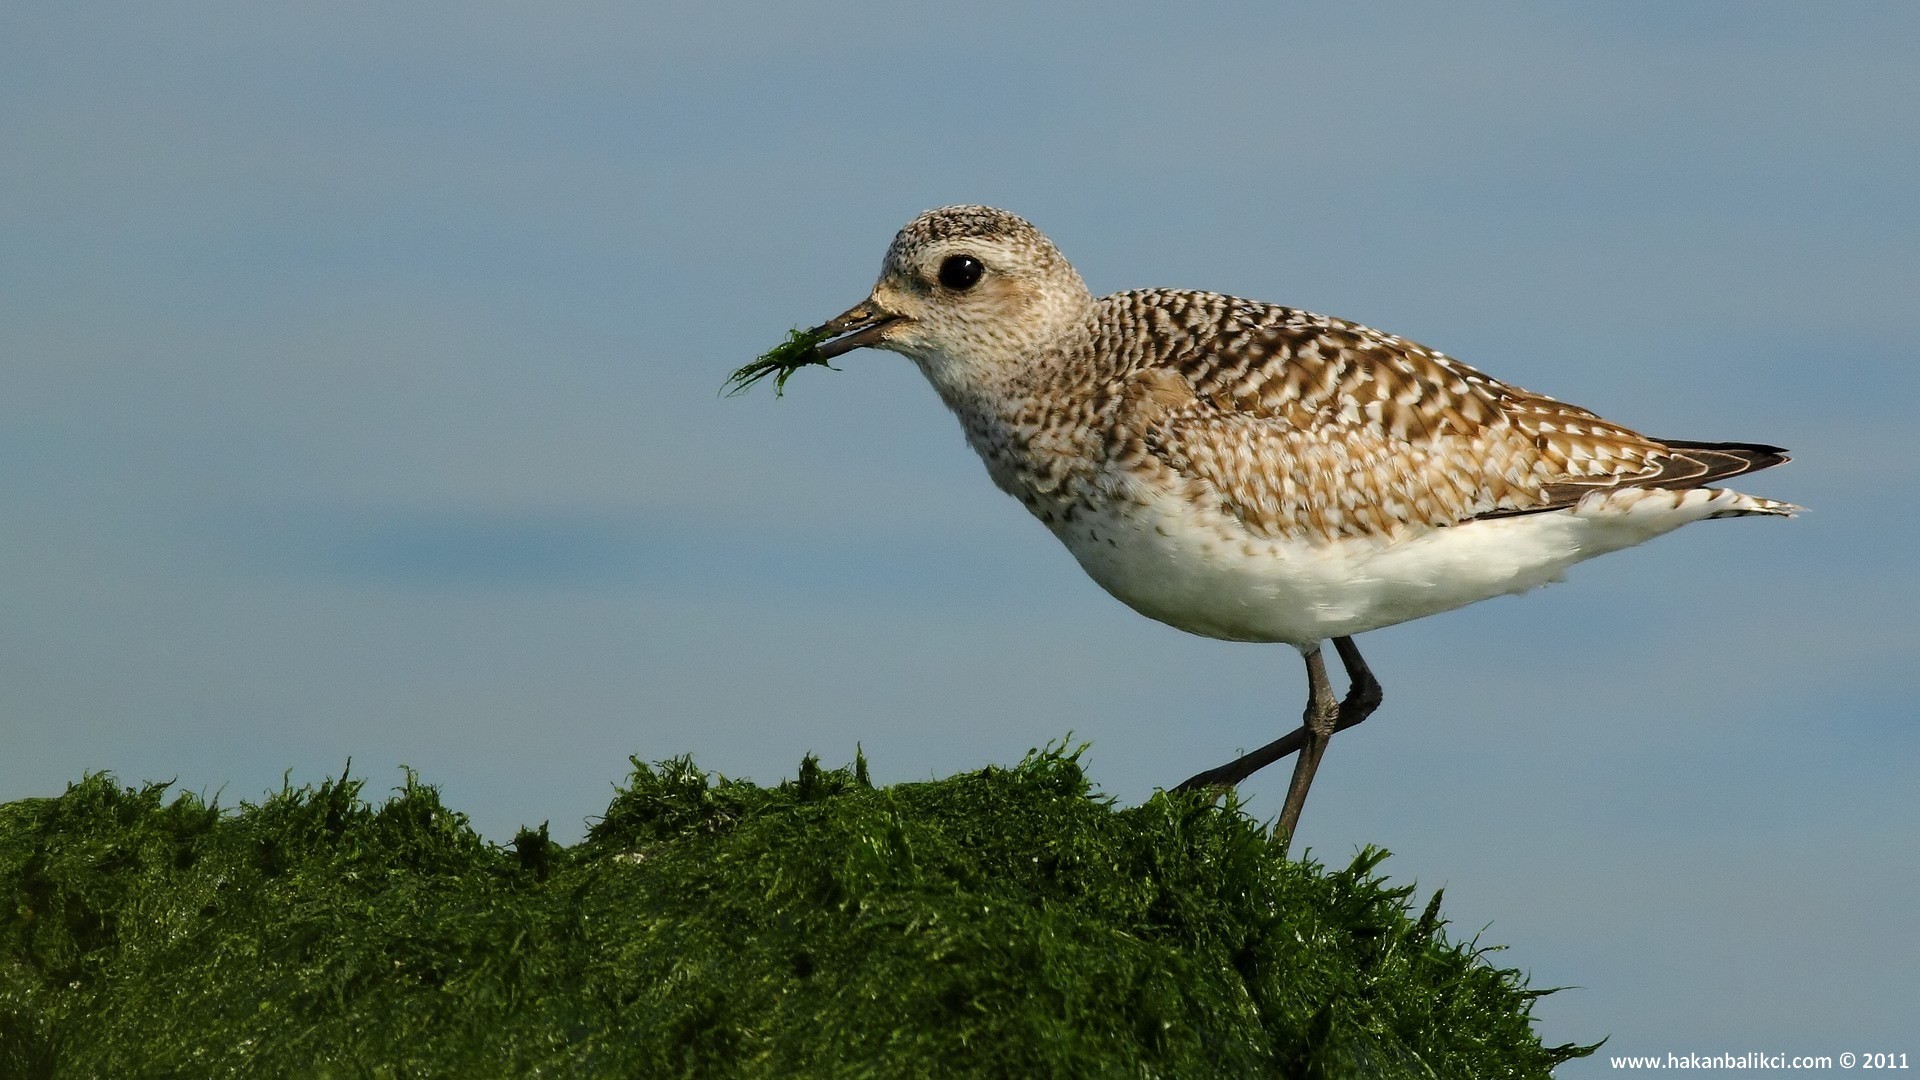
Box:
(1083, 289, 1793, 544)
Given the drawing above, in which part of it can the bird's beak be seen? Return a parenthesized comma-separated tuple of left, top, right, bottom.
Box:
(810, 298, 902, 361)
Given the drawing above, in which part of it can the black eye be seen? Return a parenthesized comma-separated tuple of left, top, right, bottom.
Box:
(937, 254, 984, 291)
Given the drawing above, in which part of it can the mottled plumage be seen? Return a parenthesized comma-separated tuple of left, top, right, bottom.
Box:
(787, 205, 1797, 831)
(1092, 288, 1791, 543)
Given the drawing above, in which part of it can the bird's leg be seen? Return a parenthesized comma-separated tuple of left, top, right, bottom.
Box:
(1275, 646, 1339, 840)
(1330, 635, 1383, 728)
(1171, 636, 1384, 794)
(1171, 726, 1310, 793)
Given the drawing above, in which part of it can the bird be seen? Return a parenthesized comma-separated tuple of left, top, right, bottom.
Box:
(780, 205, 1796, 838)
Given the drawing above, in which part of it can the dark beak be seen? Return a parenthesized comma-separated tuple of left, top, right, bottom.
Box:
(810, 299, 901, 361)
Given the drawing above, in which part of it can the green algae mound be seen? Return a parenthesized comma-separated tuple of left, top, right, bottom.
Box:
(0, 746, 1592, 1077)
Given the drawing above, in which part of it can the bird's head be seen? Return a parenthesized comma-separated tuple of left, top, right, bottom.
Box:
(808, 206, 1095, 394)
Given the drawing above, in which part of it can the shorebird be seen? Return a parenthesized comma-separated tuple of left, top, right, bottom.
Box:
(781, 205, 1796, 837)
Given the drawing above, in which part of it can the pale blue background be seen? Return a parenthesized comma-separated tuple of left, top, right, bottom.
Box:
(3, 3, 1914, 1070)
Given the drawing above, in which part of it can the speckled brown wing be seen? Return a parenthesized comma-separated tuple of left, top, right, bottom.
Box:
(1104, 291, 1785, 543)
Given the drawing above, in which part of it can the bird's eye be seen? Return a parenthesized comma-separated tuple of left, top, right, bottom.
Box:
(937, 254, 984, 291)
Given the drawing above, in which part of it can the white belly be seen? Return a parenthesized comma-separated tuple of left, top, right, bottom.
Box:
(1047, 486, 1752, 646)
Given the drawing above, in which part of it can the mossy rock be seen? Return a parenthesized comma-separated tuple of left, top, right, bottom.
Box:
(0, 745, 1593, 1077)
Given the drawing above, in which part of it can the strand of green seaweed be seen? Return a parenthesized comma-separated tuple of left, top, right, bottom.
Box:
(723, 326, 836, 397)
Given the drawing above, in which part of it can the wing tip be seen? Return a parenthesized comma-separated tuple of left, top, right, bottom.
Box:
(1656, 439, 1793, 477)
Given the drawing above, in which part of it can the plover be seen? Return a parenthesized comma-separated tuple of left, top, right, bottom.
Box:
(778, 205, 1796, 837)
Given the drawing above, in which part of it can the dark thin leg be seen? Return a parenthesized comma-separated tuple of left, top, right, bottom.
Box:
(1173, 636, 1385, 793)
(1275, 646, 1338, 840)
(1331, 636, 1382, 721)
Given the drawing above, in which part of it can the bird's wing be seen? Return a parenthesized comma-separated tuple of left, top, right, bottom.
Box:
(1108, 291, 1784, 542)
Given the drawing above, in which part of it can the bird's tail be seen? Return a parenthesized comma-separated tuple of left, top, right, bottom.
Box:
(1639, 440, 1799, 517)
(1704, 491, 1803, 518)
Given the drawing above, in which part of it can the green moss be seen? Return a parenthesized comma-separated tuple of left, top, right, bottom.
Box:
(0, 745, 1595, 1077)
(723, 326, 836, 397)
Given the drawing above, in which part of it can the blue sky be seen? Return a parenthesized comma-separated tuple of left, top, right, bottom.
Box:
(3, 2, 1915, 1068)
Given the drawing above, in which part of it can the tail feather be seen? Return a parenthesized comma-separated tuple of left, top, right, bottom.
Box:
(1482, 439, 1799, 522)
(1705, 491, 1803, 518)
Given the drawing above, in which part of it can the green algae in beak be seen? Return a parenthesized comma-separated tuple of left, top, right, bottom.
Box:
(723, 326, 837, 398)
(726, 300, 899, 398)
